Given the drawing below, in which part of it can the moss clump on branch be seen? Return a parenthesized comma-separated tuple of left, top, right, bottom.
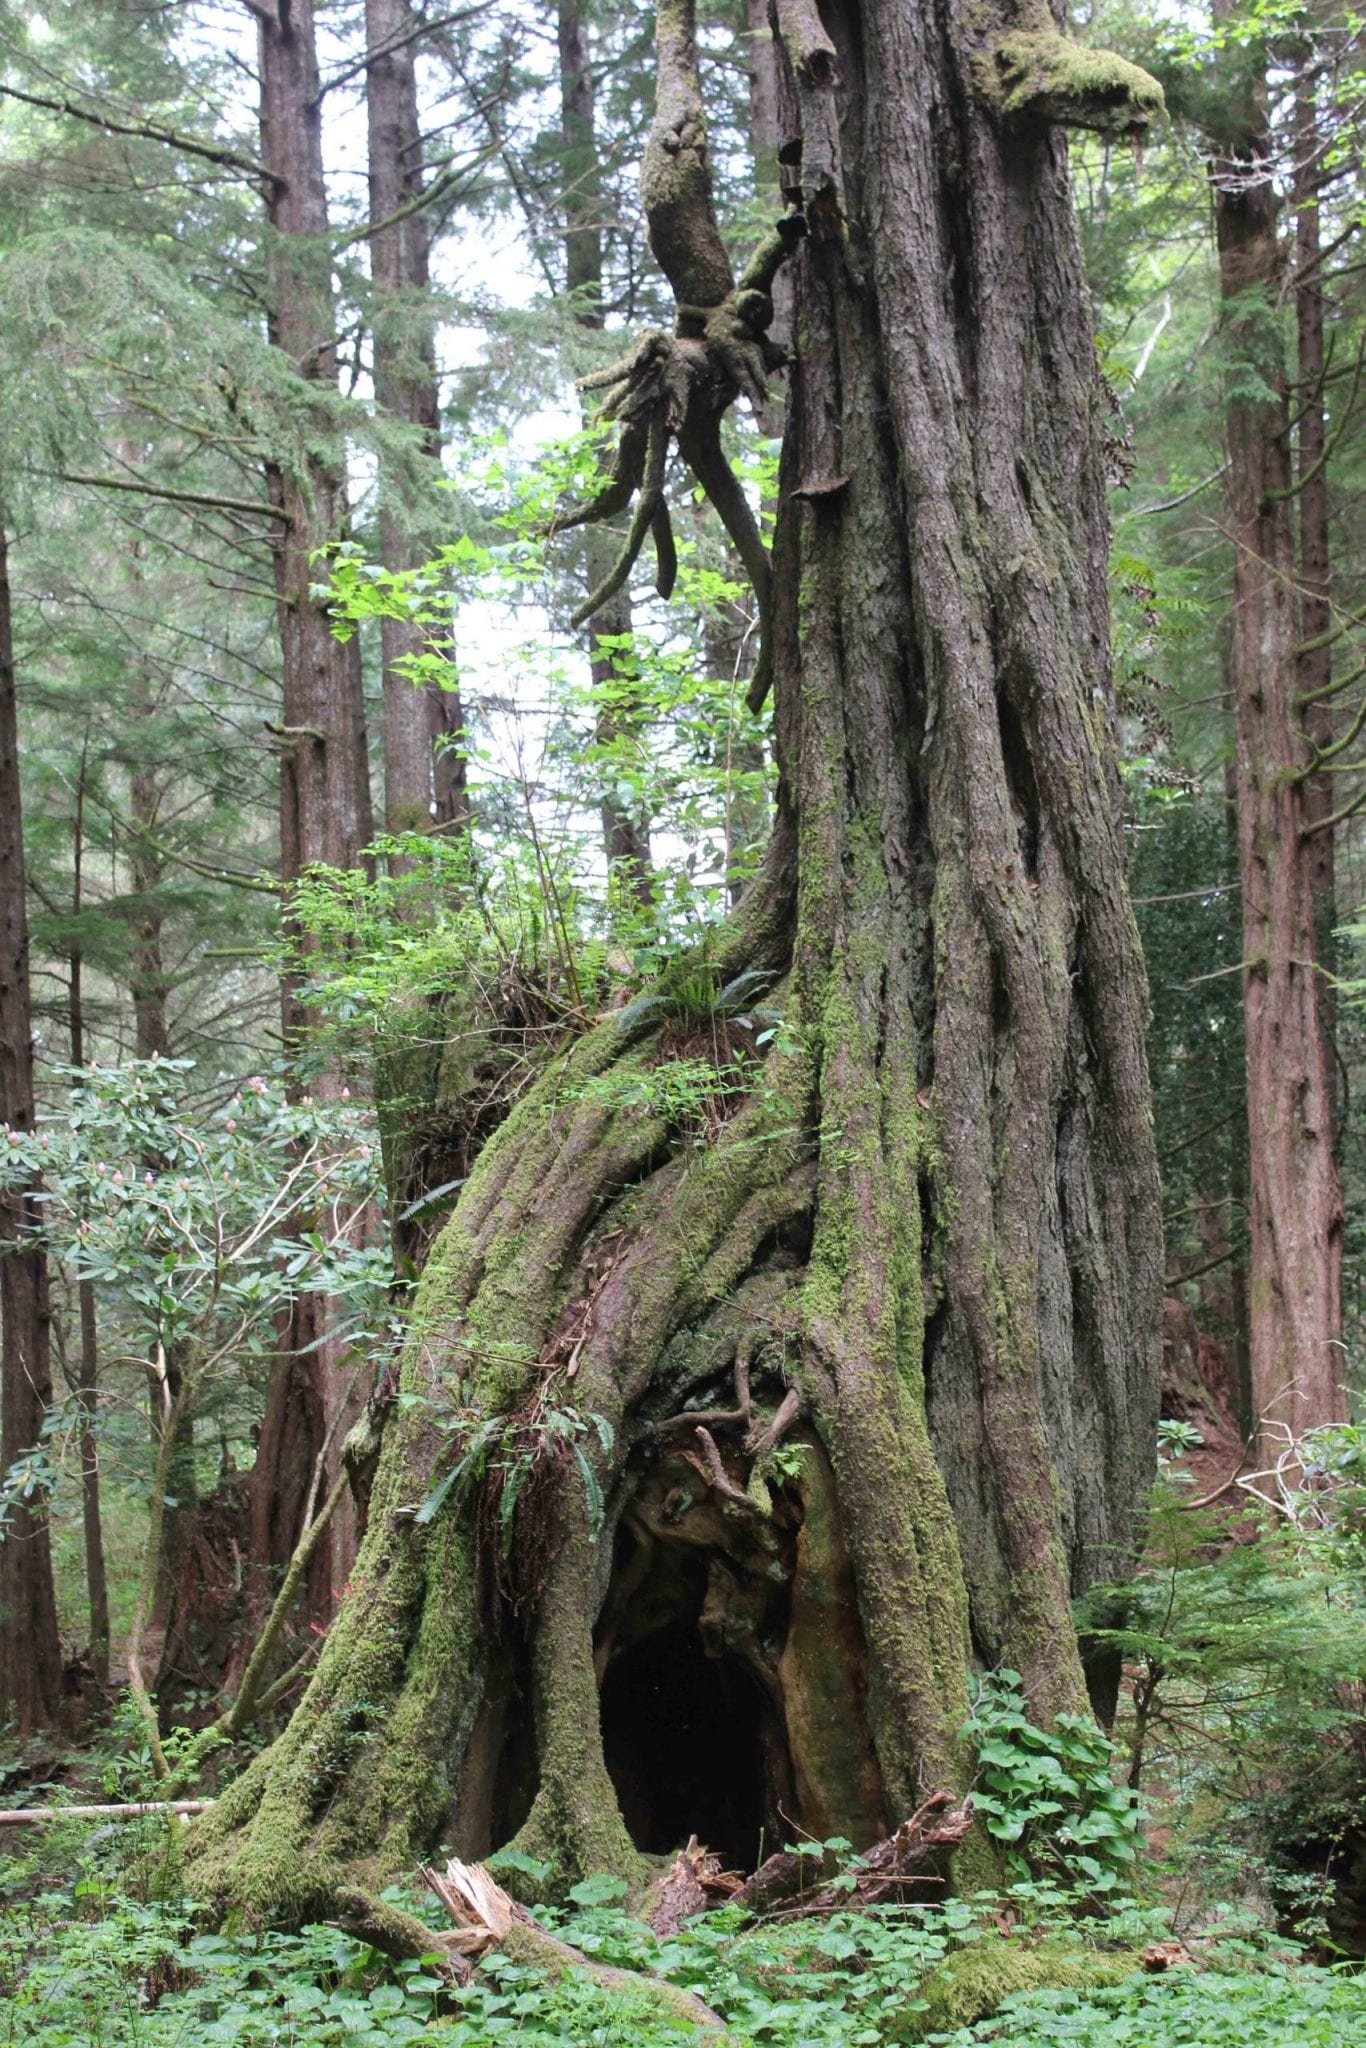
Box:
(985, 30, 1165, 138)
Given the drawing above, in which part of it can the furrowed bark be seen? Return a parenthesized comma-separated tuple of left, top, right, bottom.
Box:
(1210, 25, 1344, 1456)
(249, 0, 377, 1633)
(1293, 66, 1337, 1131)
(191, 0, 1162, 1921)
(366, 0, 470, 853)
(0, 513, 64, 1734)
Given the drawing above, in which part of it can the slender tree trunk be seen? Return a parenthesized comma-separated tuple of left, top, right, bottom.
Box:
(113, 473, 204, 1695)
(67, 758, 110, 1689)
(1222, 731, 1253, 1440)
(127, 790, 169, 1061)
(1211, 53, 1344, 1455)
(122, 518, 171, 1067)
(559, 0, 653, 910)
(249, 0, 377, 1628)
(0, 514, 64, 1733)
(366, 0, 469, 848)
(190, 0, 1162, 1924)
(1293, 68, 1337, 1123)
(365, 0, 473, 1264)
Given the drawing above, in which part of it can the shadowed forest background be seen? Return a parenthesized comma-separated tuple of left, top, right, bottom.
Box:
(3, 0, 1366, 2043)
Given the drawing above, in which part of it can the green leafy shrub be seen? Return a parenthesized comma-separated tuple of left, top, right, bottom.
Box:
(1077, 1452, 1366, 1944)
(963, 1671, 1142, 1891)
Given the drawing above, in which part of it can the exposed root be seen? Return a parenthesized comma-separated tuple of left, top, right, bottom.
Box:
(694, 1423, 764, 1512)
(746, 1384, 801, 1459)
(549, 0, 806, 710)
(332, 1885, 472, 1981)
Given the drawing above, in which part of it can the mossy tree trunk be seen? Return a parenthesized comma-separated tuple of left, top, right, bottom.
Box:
(190, 0, 1163, 1923)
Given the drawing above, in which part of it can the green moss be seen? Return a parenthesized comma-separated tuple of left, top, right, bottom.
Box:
(915, 1937, 1142, 2037)
(985, 31, 1166, 137)
(796, 895, 976, 1816)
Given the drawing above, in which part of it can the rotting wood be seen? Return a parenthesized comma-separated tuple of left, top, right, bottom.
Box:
(735, 1796, 973, 1918)
(646, 1835, 744, 1934)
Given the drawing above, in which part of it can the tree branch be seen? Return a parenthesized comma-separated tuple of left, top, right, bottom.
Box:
(57, 471, 289, 524)
(1300, 782, 1366, 838)
(334, 140, 502, 251)
(0, 83, 271, 183)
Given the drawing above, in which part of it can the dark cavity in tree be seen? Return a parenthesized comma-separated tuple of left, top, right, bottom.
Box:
(600, 1607, 771, 1873)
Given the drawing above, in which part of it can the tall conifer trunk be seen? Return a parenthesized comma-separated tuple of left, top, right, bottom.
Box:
(1211, 41, 1344, 1456)
(1293, 67, 1337, 1124)
(67, 752, 111, 1689)
(366, 0, 469, 847)
(0, 515, 64, 1732)
(192, 0, 1163, 1924)
(247, 0, 377, 1626)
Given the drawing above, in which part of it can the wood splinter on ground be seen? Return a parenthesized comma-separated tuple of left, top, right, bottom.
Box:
(421, 1855, 730, 2031)
(420, 1856, 517, 1959)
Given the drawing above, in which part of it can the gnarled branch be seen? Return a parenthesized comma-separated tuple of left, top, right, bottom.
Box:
(549, 0, 804, 710)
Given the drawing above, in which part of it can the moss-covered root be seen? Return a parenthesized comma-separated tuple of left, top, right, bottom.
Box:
(914, 1937, 1142, 2039)
(501, 1507, 649, 1894)
(502, 1918, 730, 2034)
(182, 1499, 483, 1927)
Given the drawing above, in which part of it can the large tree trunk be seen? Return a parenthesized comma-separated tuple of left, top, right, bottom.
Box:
(0, 514, 64, 1733)
(189, 0, 1162, 1923)
(366, 0, 469, 847)
(247, 0, 377, 1632)
(1211, 51, 1344, 1457)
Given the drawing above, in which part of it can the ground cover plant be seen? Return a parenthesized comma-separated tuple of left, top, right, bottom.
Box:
(5, 1838, 1366, 2048)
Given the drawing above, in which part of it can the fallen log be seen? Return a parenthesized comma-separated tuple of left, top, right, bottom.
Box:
(0, 1799, 213, 1826)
